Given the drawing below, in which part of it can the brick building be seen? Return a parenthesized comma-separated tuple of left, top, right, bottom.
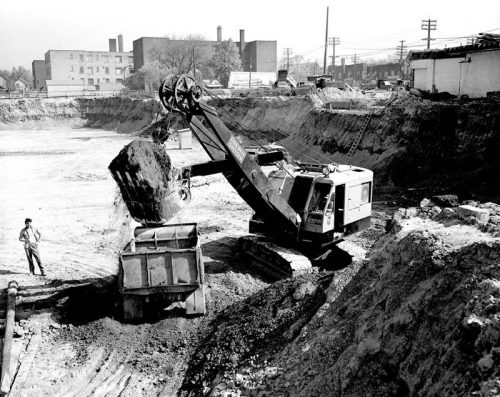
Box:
(32, 60, 46, 90)
(331, 61, 409, 85)
(133, 27, 277, 73)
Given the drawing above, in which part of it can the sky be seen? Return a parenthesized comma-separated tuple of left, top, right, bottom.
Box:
(1, 0, 499, 71)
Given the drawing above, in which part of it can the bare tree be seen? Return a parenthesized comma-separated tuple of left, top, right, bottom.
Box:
(149, 34, 213, 78)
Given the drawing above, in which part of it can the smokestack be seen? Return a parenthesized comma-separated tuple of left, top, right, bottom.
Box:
(109, 39, 117, 52)
(239, 29, 245, 44)
(118, 34, 124, 52)
(217, 26, 222, 42)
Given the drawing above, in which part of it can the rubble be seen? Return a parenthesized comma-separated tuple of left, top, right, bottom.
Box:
(179, 198, 500, 397)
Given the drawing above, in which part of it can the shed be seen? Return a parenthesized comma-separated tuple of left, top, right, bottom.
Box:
(408, 34, 500, 98)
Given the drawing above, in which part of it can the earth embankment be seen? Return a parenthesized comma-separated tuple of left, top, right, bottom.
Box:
(0, 96, 161, 133)
(1, 93, 499, 201)
(212, 92, 500, 201)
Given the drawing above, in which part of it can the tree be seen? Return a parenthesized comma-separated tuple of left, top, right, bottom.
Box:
(125, 61, 172, 93)
(210, 39, 242, 87)
(149, 34, 213, 78)
(0, 66, 33, 90)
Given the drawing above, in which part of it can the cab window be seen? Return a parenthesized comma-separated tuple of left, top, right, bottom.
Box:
(309, 183, 332, 212)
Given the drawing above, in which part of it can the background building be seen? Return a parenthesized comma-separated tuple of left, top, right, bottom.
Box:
(0, 75, 7, 91)
(133, 27, 277, 73)
(408, 39, 500, 98)
(33, 35, 133, 95)
(32, 60, 46, 90)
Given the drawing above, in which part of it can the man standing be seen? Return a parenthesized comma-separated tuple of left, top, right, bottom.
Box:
(19, 218, 46, 276)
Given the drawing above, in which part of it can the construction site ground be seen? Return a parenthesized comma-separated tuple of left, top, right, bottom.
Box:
(0, 92, 499, 396)
(0, 127, 384, 396)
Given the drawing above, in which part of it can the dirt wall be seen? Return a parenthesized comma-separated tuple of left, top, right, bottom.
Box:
(212, 93, 500, 201)
(0, 96, 162, 133)
(2, 93, 499, 201)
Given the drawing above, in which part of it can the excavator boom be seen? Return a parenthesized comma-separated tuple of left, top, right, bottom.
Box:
(159, 75, 301, 235)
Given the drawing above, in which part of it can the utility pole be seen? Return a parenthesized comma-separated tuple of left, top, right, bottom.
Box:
(283, 48, 293, 71)
(328, 37, 340, 80)
(323, 6, 329, 74)
(396, 40, 408, 79)
(249, 58, 252, 88)
(352, 54, 357, 85)
(192, 48, 196, 79)
(421, 19, 437, 49)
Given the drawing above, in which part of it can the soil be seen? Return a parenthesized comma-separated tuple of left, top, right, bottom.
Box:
(0, 91, 498, 396)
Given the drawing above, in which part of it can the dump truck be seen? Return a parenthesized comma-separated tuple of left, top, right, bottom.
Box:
(118, 223, 205, 320)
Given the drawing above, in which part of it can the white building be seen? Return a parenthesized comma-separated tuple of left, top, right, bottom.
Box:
(408, 40, 500, 99)
(33, 37, 134, 96)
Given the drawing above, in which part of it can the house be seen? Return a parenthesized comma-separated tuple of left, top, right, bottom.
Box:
(14, 77, 30, 93)
(408, 34, 500, 98)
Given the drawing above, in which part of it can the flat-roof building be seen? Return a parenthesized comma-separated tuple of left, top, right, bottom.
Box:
(408, 34, 500, 98)
(32, 36, 133, 95)
(133, 27, 277, 73)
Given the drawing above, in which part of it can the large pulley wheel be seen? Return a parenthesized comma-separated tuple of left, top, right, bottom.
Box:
(158, 74, 202, 113)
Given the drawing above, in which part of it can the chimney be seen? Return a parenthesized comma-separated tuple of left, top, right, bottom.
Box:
(118, 34, 124, 52)
(239, 29, 245, 44)
(109, 39, 117, 52)
(217, 26, 222, 42)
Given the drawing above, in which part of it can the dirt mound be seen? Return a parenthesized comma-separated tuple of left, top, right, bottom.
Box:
(179, 272, 336, 395)
(179, 200, 500, 397)
(109, 139, 186, 225)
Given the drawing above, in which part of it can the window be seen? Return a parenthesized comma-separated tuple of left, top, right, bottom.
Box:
(115, 67, 123, 75)
(81, 78, 85, 83)
(95, 55, 99, 61)
(87, 67, 93, 74)
(128, 56, 134, 64)
(79, 66, 84, 74)
(103, 55, 109, 63)
(115, 56, 122, 63)
(105, 78, 110, 83)
(88, 78, 94, 85)
(116, 78, 124, 83)
(79, 54, 84, 62)
(70, 54, 74, 60)
(86, 54, 93, 62)
(361, 182, 371, 204)
(96, 67, 99, 73)
(71, 66, 74, 72)
(104, 67, 109, 75)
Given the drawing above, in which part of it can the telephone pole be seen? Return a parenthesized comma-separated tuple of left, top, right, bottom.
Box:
(421, 19, 437, 49)
(323, 6, 329, 74)
(467, 36, 476, 45)
(396, 40, 408, 78)
(283, 48, 293, 71)
(352, 54, 357, 85)
(328, 37, 340, 80)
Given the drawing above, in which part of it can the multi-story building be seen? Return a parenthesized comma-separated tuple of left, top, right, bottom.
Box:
(32, 36, 133, 95)
(133, 27, 277, 74)
(44, 48, 133, 86)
